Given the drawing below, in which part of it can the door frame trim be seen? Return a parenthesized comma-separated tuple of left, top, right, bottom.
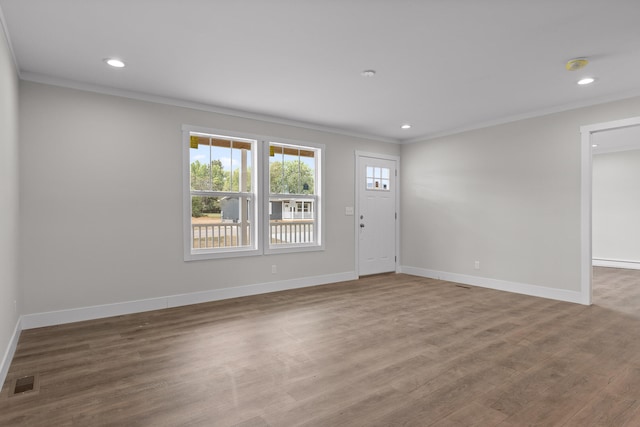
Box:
(354, 151, 401, 276)
(580, 115, 640, 305)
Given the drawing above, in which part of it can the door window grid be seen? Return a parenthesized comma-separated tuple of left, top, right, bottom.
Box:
(366, 166, 390, 191)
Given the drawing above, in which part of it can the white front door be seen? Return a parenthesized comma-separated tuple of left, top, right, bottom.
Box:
(357, 155, 397, 276)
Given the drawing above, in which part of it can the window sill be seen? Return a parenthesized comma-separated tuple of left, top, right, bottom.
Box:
(184, 247, 262, 261)
(264, 243, 325, 255)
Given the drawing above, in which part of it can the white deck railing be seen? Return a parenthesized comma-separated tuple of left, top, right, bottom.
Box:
(192, 220, 314, 248)
(269, 221, 314, 244)
(192, 223, 246, 248)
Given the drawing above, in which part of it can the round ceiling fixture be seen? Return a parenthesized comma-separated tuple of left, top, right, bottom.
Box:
(105, 58, 126, 68)
(361, 69, 376, 77)
(578, 77, 595, 85)
(566, 58, 588, 71)
(401, 123, 412, 129)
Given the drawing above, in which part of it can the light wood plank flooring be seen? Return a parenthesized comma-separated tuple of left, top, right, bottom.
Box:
(2, 268, 640, 426)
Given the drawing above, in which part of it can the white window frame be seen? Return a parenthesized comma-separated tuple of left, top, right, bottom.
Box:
(183, 125, 262, 261)
(183, 126, 324, 260)
(263, 139, 325, 254)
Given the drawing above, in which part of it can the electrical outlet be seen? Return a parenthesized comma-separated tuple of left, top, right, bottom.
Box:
(474, 261, 480, 270)
(271, 264, 277, 274)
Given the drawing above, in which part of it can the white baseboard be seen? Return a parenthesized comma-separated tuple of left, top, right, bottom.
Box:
(21, 297, 168, 330)
(593, 259, 640, 270)
(1, 316, 22, 389)
(21, 271, 358, 330)
(400, 266, 586, 305)
(166, 272, 357, 308)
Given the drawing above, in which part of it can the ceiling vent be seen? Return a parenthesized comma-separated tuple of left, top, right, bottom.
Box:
(566, 58, 589, 71)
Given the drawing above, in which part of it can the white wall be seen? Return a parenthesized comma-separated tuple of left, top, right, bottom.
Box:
(0, 23, 20, 377)
(15, 76, 640, 322)
(18, 81, 400, 316)
(401, 96, 640, 295)
(593, 149, 640, 264)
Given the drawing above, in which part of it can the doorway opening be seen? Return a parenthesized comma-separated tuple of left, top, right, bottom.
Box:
(580, 116, 640, 305)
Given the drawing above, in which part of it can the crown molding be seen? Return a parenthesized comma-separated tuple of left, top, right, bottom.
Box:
(20, 71, 400, 145)
(401, 89, 640, 144)
(17, 69, 640, 147)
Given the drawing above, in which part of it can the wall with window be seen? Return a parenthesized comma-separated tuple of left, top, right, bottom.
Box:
(0, 24, 20, 373)
(18, 81, 400, 316)
(401, 96, 640, 295)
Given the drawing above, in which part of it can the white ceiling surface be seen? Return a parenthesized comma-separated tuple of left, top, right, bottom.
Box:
(2, 1, 640, 142)
(592, 125, 640, 155)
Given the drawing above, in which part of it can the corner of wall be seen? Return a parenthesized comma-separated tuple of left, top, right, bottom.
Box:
(0, 317, 21, 388)
(400, 265, 586, 305)
(0, 5, 22, 390)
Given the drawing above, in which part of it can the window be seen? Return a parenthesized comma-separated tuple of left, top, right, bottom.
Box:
(366, 166, 390, 191)
(184, 128, 259, 260)
(266, 142, 322, 252)
(183, 126, 323, 260)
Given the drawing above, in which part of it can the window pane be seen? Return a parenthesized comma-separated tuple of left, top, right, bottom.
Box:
(269, 143, 316, 195)
(191, 133, 254, 193)
(269, 145, 285, 193)
(190, 137, 211, 191)
(300, 150, 315, 195)
(365, 165, 390, 191)
(230, 141, 252, 192)
(269, 197, 315, 245)
(191, 195, 252, 249)
(283, 151, 299, 194)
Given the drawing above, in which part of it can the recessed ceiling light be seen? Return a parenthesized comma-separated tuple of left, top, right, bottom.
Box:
(401, 124, 412, 129)
(105, 58, 125, 68)
(592, 144, 598, 148)
(361, 69, 376, 77)
(577, 77, 595, 85)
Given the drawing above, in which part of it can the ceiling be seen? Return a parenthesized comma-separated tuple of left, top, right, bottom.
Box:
(2, 0, 640, 143)
(592, 125, 640, 155)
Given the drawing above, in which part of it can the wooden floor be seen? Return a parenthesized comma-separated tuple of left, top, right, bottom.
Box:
(2, 268, 640, 426)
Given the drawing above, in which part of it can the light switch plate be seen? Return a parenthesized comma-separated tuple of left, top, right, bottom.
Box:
(345, 206, 354, 216)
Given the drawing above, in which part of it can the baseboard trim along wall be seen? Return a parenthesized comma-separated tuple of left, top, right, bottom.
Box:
(20, 271, 358, 330)
(1, 317, 22, 389)
(593, 259, 640, 271)
(399, 266, 585, 305)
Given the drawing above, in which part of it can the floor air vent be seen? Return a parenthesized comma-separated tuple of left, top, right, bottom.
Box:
(9, 374, 39, 396)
